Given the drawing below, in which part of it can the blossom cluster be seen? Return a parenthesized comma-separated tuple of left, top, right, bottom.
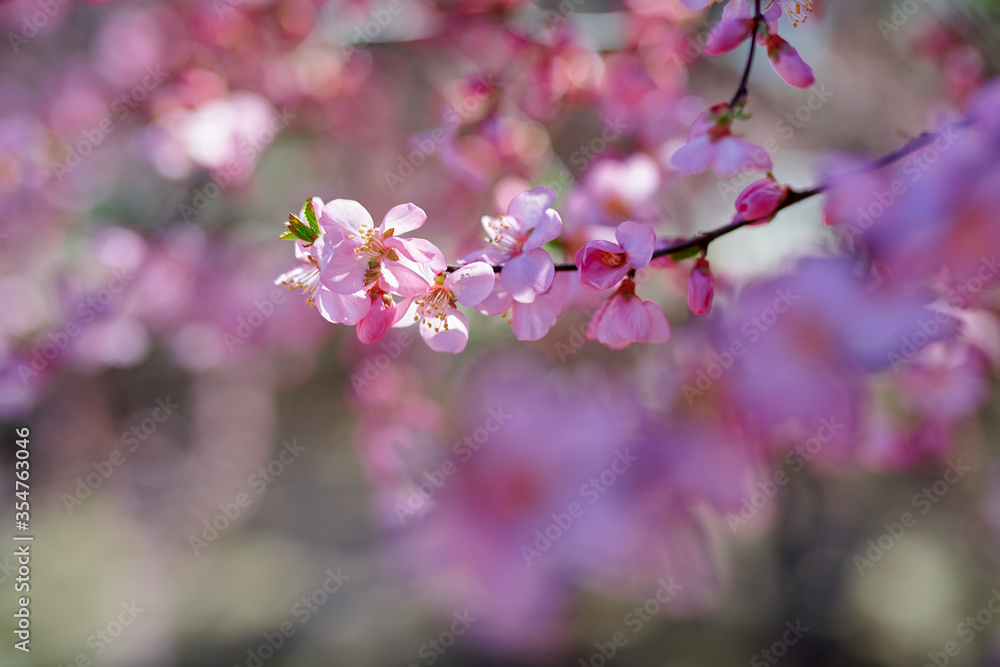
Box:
(278, 186, 736, 353)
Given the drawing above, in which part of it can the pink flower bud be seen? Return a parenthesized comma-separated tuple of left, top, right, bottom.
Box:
(735, 177, 788, 223)
(687, 258, 714, 317)
(764, 35, 815, 89)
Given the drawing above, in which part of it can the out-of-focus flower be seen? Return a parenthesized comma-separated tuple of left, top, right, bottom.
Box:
(565, 155, 661, 229)
(671, 103, 772, 177)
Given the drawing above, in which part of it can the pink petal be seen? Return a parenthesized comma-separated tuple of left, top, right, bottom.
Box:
(507, 187, 556, 230)
(380, 203, 427, 236)
(614, 221, 655, 269)
(390, 297, 418, 327)
(511, 298, 557, 341)
(320, 240, 368, 294)
(644, 300, 672, 344)
(705, 18, 753, 56)
(459, 247, 509, 266)
(357, 295, 395, 344)
(445, 262, 496, 307)
(476, 283, 514, 316)
(419, 308, 469, 353)
(320, 199, 373, 242)
(386, 237, 446, 272)
(671, 135, 715, 175)
(714, 137, 772, 178)
(379, 260, 434, 297)
(523, 209, 563, 251)
(315, 288, 372, 326)
(500, 248, 555, 304)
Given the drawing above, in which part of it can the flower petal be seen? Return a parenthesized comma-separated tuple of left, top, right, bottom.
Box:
(380, 203, 427, 236)
(507, 186, 557, 230)
(523, 209, 563, 251)
(500, 248, 555, 303)
(446, 262, 496, 307)
(420, 308, 470, 353)
(380, 260, 434, 297)
(319, 199, 373, 243)
(615, 221, 656, 269)
(511, 298, 557, 341)
(320, 239, 368, 294)
(357, 295, 395, 344)
(386, 237, 446, 272)
(644, 299, 672, 344)
(671, 135, 715, 175)
(316, 288, 372, 326)
(476, 282, 514, 316)
(714, 137, 771, 178)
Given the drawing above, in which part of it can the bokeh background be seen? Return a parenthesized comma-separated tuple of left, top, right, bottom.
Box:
(3, 0, 1000, 665)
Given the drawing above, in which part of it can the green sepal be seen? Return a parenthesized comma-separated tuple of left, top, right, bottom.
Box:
(302, 198, 320, 234)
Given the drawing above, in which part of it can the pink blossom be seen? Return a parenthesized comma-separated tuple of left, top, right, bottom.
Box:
(735, 177, 788, 223)
(394, 262, 496, 353)
(586, 279, 671, 349)
(276, 198, 372, 326)
(320, 200, 445, 298)
(687, 258, 714, 317)
(461, 187, 563, 304)
(671, 104, 772, 178)
(575, 221, 656, 290)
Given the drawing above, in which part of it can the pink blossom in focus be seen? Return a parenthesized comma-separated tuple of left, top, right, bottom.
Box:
(461, 187, 563, 304)
(575, 221, 656, 290)
(320, 200, 445, 298)
(394, 262, 496, 353)
(276, 198, 372, 326)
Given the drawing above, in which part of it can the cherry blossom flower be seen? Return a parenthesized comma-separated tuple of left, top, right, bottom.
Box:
(586, 278, 671, 349)
(276, 198, 372, 326)
(394, 262, 496, 353)
(461, 187, 563, 304)
(575, 221, 656, 290)
(671, 103, 772, 178)
(320, 200, 446, 298)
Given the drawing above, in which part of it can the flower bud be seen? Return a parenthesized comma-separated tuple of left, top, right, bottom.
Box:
(735, 177, 787, 224)
(687, 258, 714, 317)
